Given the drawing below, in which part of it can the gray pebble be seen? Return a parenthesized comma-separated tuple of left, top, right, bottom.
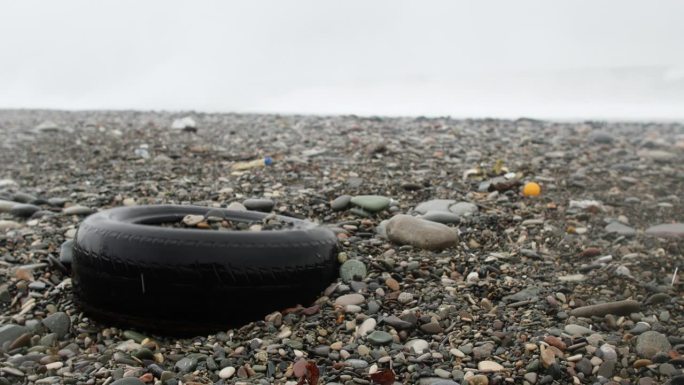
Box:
(10, 203, 41, 218)
(243, 198, 275, 212)
(42, 312, 71, 339)
(331, 195, 352, 211)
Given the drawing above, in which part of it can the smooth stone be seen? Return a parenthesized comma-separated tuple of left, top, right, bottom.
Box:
(350, 195, 390, 213)
(449, 202, 478, 217)
(367, 300, 380, 314)
(39, 333, 58, 347)
(331, 195, 352, 211)
(587, 130, 615, 144)
(599, 344, 617, 361)
(421, 211, 461, 224)
(35, 121, 60, 132)
(222, 202, 245, 211)
(42, 312, 70, 339)
(243, 198, 274, 212)
(171, 116, 197, 131)
(382, 315, 413, 330)
(339, 260, 367, 283)
(639, 149, 676, 162)
(645, 223, 684, 238)
(472, 342, 495, 359)
(420, 322, 444, 334)
(467, 375, 489, 385)
(334, 293, 365, 307)
(0, 285, 10, 304)
(63, 205, 94, 215)
(636, 331, 672, 359)
(123, 330, 147, 343)
(174, 357, 198, 373)
(28, 281, 46, 290)
(397, 292, 414, 304)
(434, 368, 451, 379)
(524, 372, 538, 384)
(503, 286, 540, 302)
(110, 379, 145, 385)
(182, 214, 204, 226)
(219, 366, 236, 379)
(564, 324, 593, 336)
(478, 360, 504, 372)
(357, 318, 377, 337)
(597, 360, 615, 378)
(0, 199, 18, 212)
(10, 203, 41, 218)
(414, 199, 455, 214)
(12, 192, 37, 203)
(386, 214, 458, 250)
(0, 179, 17, 188)
(0, 220, 21, 230)
(558, 274, 586, 282)
(660, 363, 677, 376)
(405, 339, 429, 354)
(0, 324, 28, 345)
(630, 322, 651, 335)
(47, 197, 69, 207)
(575, 358, 592, 376)
(313, 345, 330, 357)
(570, 300, 640, 317)
(366, 331, 392, 346)
(345, 359, 369, 369)
(646, 293, 671, 305)
(59, 240, 74, 266)
(605, 221, 636, 236)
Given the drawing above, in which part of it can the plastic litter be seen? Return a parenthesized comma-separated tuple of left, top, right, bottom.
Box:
(231, 156, 273, 171)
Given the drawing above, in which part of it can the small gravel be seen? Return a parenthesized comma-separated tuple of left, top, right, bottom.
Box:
(0, 110, 682, 385)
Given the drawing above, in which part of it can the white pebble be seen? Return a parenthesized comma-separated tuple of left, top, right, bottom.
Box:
(357, 318, 377, 337)
(219, 366, 236, 379)
(45, 362, 63, 370)
(398, 292, 414, 304)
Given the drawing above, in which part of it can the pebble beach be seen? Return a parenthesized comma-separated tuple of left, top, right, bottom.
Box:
(0, 109, 683, 385)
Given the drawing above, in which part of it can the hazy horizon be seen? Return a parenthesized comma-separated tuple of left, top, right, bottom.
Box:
(1, 1, 683, 120)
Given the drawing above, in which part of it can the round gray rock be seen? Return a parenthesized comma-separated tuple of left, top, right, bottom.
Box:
(636, 331, 672, 359)
(339, 259, 367, 282)
(42, 312, 71, 339)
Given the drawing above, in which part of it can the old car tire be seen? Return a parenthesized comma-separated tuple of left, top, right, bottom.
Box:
(72, 205, 338, 334)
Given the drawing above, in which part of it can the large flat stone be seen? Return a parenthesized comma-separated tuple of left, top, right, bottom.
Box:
(386, 214, 458, 250)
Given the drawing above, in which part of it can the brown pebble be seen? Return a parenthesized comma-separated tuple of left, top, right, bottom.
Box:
(385, 278, 400, 291)
(9, 333, 32, 350)
(139, 373, 154, 383)
(570, 300, 640, 317)
(540, 344, 556, 368)
(633, 359, 652, 368)
(544, 335, 567, 351)
(579, 247, 602, 258)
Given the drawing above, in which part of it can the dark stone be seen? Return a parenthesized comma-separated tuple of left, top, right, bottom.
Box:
(10, 203, 41, 218)
(243, 198, 275, 212)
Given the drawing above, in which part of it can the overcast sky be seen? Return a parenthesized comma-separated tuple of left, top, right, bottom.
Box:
(1, 0, 683, 119)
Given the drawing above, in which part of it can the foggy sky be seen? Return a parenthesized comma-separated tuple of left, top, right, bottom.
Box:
(1, 0, 683, 119)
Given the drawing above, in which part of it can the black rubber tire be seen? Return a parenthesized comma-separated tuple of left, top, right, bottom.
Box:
(72, 205, 338, 334)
